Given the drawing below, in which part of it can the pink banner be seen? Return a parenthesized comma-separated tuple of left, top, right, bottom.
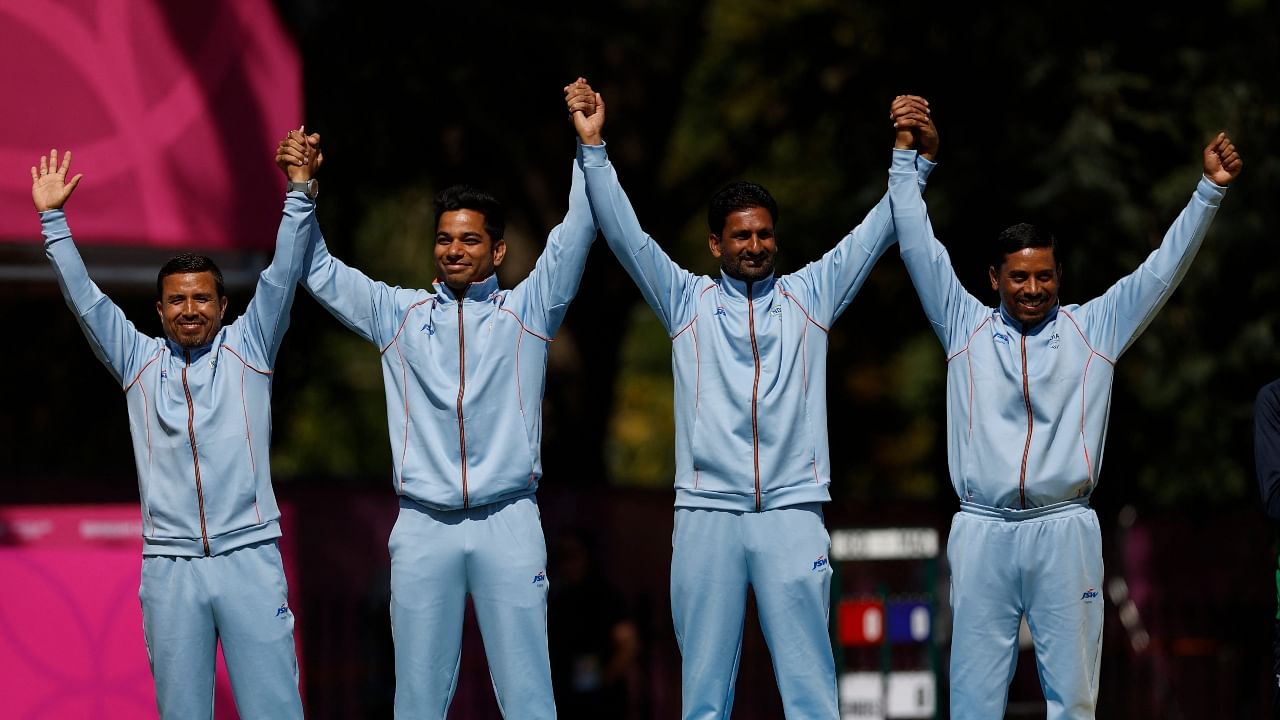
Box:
(0, 504, 302, 719)
(0, 0, 301, 250)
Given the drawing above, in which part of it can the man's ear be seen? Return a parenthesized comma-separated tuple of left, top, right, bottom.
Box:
(219, 295, 229, 320)
(492, 238, 507, 267)
(708, 234, 723, 259)
(989, 265, 999, 291)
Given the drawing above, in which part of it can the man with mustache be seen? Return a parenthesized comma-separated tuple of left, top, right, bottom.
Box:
(33, 136, 320, 718)
(278, 81, 598, 718)
(568, 82, 936, 718)
(889, 95, 1241, 718)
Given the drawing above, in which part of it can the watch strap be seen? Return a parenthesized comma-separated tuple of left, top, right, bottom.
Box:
(286, 179, 318, 199)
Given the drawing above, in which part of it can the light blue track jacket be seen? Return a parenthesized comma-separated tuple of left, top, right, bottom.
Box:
(301, 154, 596, 510)
(42, 193, 316, 556)
(581, 143, 931, 511)
(888, 148, 1227, 511)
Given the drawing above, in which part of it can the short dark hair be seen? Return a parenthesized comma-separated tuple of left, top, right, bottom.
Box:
(434, 185, 505, 241)
(707, 181, 779, 236)
(992, 223, 1060, 269)
(156, 253, 225, 299)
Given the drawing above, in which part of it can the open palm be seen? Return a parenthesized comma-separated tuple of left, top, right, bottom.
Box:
(31, 149, 82, 211)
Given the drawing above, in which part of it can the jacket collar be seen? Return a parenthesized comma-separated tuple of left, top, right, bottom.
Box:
(433, 274, 500, 303)
(718, 270, 776, 301)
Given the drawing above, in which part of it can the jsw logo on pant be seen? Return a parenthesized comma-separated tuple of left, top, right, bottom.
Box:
(1081, 588, 1099, 601)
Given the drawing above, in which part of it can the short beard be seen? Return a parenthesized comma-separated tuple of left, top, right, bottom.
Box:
(722, 256, 774, 283)
(169, 329, 216, 349)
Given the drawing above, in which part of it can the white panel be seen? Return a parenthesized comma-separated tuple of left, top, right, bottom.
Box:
(830, 528, 940, 560)
(839, 672, 885, 720)
(886, 671, 935, 718)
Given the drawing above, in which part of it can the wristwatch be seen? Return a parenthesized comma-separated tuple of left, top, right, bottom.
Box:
(286, 178, 319, 199)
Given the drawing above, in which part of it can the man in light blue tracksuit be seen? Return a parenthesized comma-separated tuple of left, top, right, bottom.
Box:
(570, 86, 933, 718)
(34, 138, 320, 718)
(889, 96, 1242, 718)
(279, 83, 598, 718)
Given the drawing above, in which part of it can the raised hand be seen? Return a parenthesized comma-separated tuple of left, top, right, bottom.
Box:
(564, 77, 605, 145)
(31, 149, 83, 212)
(1203, 132, 1242, 186)
(276, 126, 323, 181)
(890, 95, 938, 161)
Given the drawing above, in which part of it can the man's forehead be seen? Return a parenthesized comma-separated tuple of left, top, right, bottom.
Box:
(162, 271, 219, 291)
(1000, 247, 1058, 269)
(723, 206, 774, 229)
(437, 209, 489, 235)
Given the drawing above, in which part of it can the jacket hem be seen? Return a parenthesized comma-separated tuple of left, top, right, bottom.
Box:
(958, 496, 1090, 521)
(142, 520, 282, 557)
(399, 484, 538, 512)
(675, 485, 831, 511)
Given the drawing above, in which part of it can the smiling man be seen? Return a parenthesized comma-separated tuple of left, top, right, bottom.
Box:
(34, 139, 319, 718)
(280, 83, 597, 718)
(990, 223, 1060, 330)
(889, 96, 1241, 718)
(570, 83, 936, 718)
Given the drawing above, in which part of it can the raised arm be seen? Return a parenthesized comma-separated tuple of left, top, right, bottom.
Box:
(787, 95, 942, 326)
(572, 87, 699, 335)
(510, 79, 601, 336)
(888, 97, 986, 353)
(36, 149, 153, 385)
(230, 128, 322, 366)
(1079, 133, 1241, 357)
(279, 132, 408, 348)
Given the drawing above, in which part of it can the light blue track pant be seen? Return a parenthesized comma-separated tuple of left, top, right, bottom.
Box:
(671, 503, 837, 720)
(948, 501, 1104, 720)
(139, 539, 302, 720)
(389, 494, 554, 719)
